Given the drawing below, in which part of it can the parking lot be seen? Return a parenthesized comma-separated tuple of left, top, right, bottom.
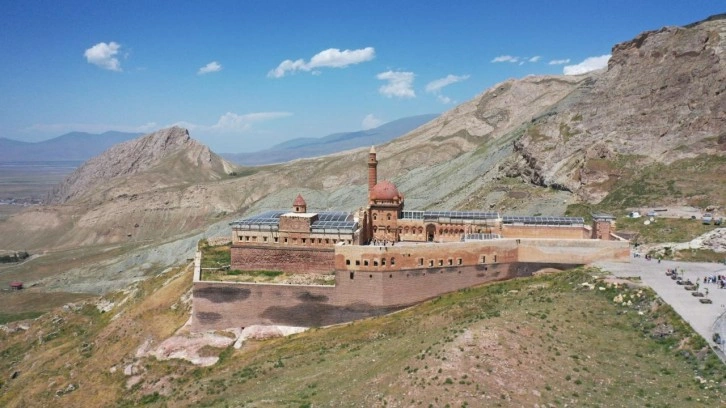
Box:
(595, 257, 726, 361)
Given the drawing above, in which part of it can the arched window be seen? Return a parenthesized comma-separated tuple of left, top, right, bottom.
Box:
(373, 226, 378, 232)
(387, 213, 391, 220)
(404, 226, 409, 234)
(390, 257, 396, 265)
(373, 213, 377, 220)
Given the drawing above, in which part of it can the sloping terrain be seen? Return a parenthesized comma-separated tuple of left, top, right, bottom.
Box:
(0, 267, 723, 407)
(221, 114, 438, 166)
(0, 16, 724, 296)
(508, 14, 726, 206)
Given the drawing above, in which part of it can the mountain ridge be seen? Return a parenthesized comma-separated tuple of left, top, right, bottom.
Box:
(220, 114, 438, 165)
(0, 131, 142, 162)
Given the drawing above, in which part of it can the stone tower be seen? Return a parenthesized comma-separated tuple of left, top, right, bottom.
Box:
(368, 146, 377, 200)
(293, 194, 307, 213)
(591, 214, 615, 240)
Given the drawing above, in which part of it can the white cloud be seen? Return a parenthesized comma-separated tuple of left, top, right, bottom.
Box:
(491, 55, 519, 63)
(376, 71, 415, 99)
(268, 47, 375, 78)
(548, 58, 571, 65)
(172, 112, 293, 133)
(84, 41, 122, 71)
(563, 55, 611, 75)
(425, 74, 469, 104)
(529, 56, 541, 62)
(198, 61, 222, 75)
(425, 74, 470, 93)
(24, 122, 157, 134)
(362, 114, 383, 130)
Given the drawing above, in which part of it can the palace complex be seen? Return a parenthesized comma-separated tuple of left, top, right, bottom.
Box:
(192, 147, 629, 330)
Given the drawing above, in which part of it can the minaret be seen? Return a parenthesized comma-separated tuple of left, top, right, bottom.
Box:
(368, 146, 378, 200)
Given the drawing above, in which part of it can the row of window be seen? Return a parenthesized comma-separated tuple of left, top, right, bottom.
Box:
(370, 226, 491, 236)
(238, 235, 352, 245)
(345, 257, 397, 267)
(343, 254, 497, 268)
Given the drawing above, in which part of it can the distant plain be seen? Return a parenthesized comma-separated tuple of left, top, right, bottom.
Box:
(0, 161, 80, 220)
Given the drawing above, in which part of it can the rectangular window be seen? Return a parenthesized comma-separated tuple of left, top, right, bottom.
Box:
(346, 259, 351, 265)
(391, 258, 396, 266)
(429, 260, 434, 267)
(480, 255, 486, 264)
(381, 258, 386, 266)
(373, 260, 379, 266)
(457, 258, 462, 265)
(355, 260, 360, 266)
(274, 237, 279, 243)
(448, 259, 453, 266)
(438, 260, 443, 266)
(418, 258, 424, 266)
(350, 272, 354, 280)
(494, 254, 497, 263)
(302, 238, 306, 244)
(245, 236, 250, 241)
(263, 236, 268, 242)
(284, 238, 288, 244)
(364, 260, 369, 266)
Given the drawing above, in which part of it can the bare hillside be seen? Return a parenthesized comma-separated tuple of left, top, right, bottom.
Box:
(48, 127, 236, 205)
(0, 15, 725, 294)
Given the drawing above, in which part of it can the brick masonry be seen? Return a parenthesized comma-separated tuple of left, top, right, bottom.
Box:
(231, 245, 335, 274)
(193, 238, 630, 330)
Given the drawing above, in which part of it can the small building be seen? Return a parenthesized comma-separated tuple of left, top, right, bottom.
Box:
(9, 281, 23, 290)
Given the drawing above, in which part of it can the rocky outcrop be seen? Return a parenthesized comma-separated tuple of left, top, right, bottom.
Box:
(511, 15, 726, 202)
(48, 127, 236, 204)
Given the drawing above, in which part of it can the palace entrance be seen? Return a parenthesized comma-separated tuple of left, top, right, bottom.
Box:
(426, 224, 436, 242)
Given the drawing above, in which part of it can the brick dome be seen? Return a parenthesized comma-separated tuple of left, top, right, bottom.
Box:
(293, 194, 306, 206)
(370, 180, 401, 201)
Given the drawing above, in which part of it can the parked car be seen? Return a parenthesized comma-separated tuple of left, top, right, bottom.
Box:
(702, 213, 713, 224)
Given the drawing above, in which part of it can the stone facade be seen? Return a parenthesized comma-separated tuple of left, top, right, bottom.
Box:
(197, 146, 629, 330)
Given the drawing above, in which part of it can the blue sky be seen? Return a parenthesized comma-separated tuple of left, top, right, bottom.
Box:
(0, 1, 721, 153)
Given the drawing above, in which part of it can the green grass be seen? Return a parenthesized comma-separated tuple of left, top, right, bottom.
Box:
(617, 217, 719, 245)
(125, 268, 724, 407)
(0, 311, 44, 325)
(199, 243, 231, 269)
(596, 155, 726, 210)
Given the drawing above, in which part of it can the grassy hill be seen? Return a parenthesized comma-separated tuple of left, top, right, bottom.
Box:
(1, 266, 723, 407)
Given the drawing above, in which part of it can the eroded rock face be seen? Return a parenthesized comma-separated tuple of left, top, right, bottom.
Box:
(512, 15, 726, 202)
(48, 127, 234, 204)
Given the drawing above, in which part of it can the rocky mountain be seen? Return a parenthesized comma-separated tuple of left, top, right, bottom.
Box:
(0, 15, 724, 294)
(506, 14, 726, 206)
(220, 114, 438, 165)
(0, 131, 142, 162)
(48, 127, 236, 205)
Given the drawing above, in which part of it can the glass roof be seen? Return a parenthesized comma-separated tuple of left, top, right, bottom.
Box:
(231, 210, 358, 232)
(502, 216, 585, 226)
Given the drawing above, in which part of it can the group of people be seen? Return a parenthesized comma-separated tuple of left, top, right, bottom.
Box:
(703, 274, 726, 289)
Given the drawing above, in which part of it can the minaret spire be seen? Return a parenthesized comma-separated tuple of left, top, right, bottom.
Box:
(368, 146, 378, 200)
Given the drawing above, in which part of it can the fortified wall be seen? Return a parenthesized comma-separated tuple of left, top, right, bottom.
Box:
(192, 238, 629, 330)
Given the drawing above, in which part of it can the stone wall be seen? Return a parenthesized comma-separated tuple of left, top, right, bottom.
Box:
(195, 237, 630, 331)
(231, 245, 335, 274)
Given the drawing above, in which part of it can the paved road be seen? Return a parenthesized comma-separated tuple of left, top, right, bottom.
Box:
(595, 257, 726, 362)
